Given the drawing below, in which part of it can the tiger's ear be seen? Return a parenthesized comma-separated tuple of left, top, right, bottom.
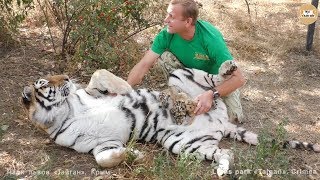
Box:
(22, 86, 33, 108)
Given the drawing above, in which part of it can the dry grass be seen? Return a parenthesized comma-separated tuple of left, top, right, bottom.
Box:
(0, 0, 319, 179)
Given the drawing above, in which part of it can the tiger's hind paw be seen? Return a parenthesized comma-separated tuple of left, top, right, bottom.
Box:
(218, 60, 238, 79)
(216, 159, 230, 177)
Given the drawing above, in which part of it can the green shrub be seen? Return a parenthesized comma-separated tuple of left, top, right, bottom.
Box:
(40, 0, 166, 72)
(0, 0, 34, 46)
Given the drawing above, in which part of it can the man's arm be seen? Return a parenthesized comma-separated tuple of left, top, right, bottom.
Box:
(127, 50, 160, 86)
(215, 67, 246, 97)
(194, 67, 246, 115)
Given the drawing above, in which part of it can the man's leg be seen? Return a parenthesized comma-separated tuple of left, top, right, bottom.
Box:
(222, 89, 244, 123)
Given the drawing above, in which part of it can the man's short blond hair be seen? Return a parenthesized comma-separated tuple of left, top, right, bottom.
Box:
(170, 0, 199, 25)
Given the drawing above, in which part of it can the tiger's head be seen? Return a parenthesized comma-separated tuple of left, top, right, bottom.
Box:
(22, 75, 76, 129)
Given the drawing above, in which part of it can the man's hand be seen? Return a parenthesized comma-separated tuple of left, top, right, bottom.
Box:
(194, 90, 214, 115)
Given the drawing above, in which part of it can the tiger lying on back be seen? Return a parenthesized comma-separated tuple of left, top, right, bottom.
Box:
(22, 60, 319, 177)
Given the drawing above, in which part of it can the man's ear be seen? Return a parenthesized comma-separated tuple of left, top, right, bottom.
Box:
(186, 17, 193, 26)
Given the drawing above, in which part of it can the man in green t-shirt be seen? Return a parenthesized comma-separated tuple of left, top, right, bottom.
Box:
(127, 0, 245, 121)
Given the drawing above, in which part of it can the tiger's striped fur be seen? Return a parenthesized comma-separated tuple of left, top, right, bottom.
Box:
(22, 60, 319, 176)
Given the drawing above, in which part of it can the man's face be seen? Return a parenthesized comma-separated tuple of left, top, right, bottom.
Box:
(164, 4, 188, 34)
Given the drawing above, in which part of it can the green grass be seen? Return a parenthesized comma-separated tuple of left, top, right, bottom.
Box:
(232, 120, 293, 179)
(133, 150, 213, 180)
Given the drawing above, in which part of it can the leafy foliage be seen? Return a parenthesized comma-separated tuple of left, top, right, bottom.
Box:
(40, 0, 166, 71)
(0, 0, 34, 45)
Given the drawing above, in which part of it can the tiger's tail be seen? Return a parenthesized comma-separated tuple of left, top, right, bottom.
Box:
(283, 140, 320, 152)
(225, 124, 320, 153)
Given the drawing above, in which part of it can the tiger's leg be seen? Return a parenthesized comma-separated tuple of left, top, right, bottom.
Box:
(93, 141, 144, 168)
(158, 129, 233, 176)
(224, 123, 258, 145)
(86, 69, 133, 98)
(157, 51, 185, 80)
(218, 60, 244, 123)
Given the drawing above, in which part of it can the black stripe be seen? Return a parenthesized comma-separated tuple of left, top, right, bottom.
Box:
(140, 102, 149, 116)
(132, 100, 149, 116)
(149, 128, 165, 143)
(224, 132, 231, 138)
(160, 130, 172, 143)
(185, 73, 211, 91)
(93, 88, 109, 95)
(84, 89, 91, 95)
(168, 73, 181, 81)
(35, 88, 55, 102)
(150, 92, 158, 100)
(162, 109, 168, 118)
(88, 149, 93, 154)
(202, 137, 217, 142)
(189, 145, 201, 153)
(175, 132, 184, 137)
(139, 116, 150, 139)
(181, 69, 212, 91)
(121, 106, 136, 141)
(212, 149, 217, 163)
(217, 130, 224, 136)
(203, 75, 214, 89)
(186, 135, 207, 145)
(153, 113, 159, 131)
(162, 132, 176, 144)
(209, 74, 215, 87)
(204, 154, 209, 161)
(238, 130, 247, 140)
(283, 141, 289, 149)
(136, 89, 141, 96)
(49, 126, 60, 137)
(215, 118, 222, 124)
(35, 97, 52, 111)
(169, 139, 182, 152)
(140, 127, 151, 142)
(97, 146, 118, 154)
(52, 99, 72, 141)
(69, 134, 84, 148)
(295, 142, 303, 149)
(53, 120, 75, 141)
(125, 93, 134, 103)
(182, 68, 194, 76)
(307, 143, 314, 150)
(75, 94, 85, 105)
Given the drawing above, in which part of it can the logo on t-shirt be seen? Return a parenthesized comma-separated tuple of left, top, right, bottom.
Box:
(195, 53, 209, 60)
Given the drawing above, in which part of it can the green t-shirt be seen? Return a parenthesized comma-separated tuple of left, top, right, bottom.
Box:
(151, 20, 233, 74)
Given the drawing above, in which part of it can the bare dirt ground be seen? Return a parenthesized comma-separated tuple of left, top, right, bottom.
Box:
(1, 0, 319, 179)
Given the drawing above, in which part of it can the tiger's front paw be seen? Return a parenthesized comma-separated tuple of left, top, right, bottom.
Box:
(218, 60, 238, 78)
